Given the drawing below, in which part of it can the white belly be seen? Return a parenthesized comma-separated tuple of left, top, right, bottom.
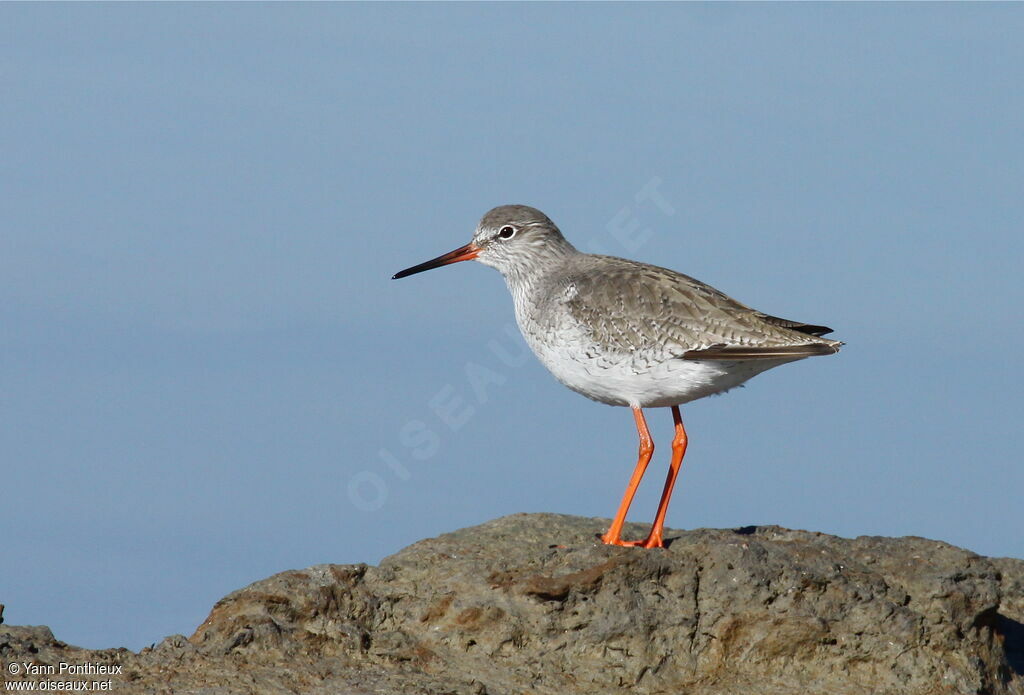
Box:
(521, 319, 798, 408)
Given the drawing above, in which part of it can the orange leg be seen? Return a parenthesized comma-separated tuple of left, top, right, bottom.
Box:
(636, 405, 688, 549)
(600, 407, 654, 546)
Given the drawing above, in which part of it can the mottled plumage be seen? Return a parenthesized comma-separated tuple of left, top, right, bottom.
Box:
(393, 204, 841, 548)
(460, 206, 841, 408)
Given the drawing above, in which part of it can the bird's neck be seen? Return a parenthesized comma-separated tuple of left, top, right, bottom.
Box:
(502, 240, 579, 314)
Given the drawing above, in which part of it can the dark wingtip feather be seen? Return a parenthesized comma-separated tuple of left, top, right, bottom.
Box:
(757, 313, 834, 337)
(796, 324, 834, 337)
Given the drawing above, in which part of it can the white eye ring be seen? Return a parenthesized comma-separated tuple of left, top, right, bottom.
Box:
(498, 225, 517, 240)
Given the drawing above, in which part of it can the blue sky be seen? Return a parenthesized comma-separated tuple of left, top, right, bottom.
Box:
(2, 4, 1022, 651)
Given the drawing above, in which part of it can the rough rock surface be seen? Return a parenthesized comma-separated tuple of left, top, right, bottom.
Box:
(3, 514, 1023, 694)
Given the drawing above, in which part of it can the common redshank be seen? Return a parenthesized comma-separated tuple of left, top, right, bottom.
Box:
(393, 205, 841, 548)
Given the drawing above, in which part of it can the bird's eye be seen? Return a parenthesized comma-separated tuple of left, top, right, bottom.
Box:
(498, 225, 516, 240)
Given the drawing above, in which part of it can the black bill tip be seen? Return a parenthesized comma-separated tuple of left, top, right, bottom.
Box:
(392, 242, 480, 280)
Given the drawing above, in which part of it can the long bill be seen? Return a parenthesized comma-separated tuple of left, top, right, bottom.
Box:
(392, 242, 481, 280)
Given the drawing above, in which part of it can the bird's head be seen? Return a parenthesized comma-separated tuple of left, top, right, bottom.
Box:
(392, 205, 575, 281)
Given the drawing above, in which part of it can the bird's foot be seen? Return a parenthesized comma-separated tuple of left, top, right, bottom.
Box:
(601, 533, 665, 549)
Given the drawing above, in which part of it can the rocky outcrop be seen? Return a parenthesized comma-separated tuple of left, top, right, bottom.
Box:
(3, 514, 1023, 694)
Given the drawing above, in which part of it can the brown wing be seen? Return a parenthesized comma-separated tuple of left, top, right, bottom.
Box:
(682, 343, 840, 360)
(561, 255, 841, 360)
